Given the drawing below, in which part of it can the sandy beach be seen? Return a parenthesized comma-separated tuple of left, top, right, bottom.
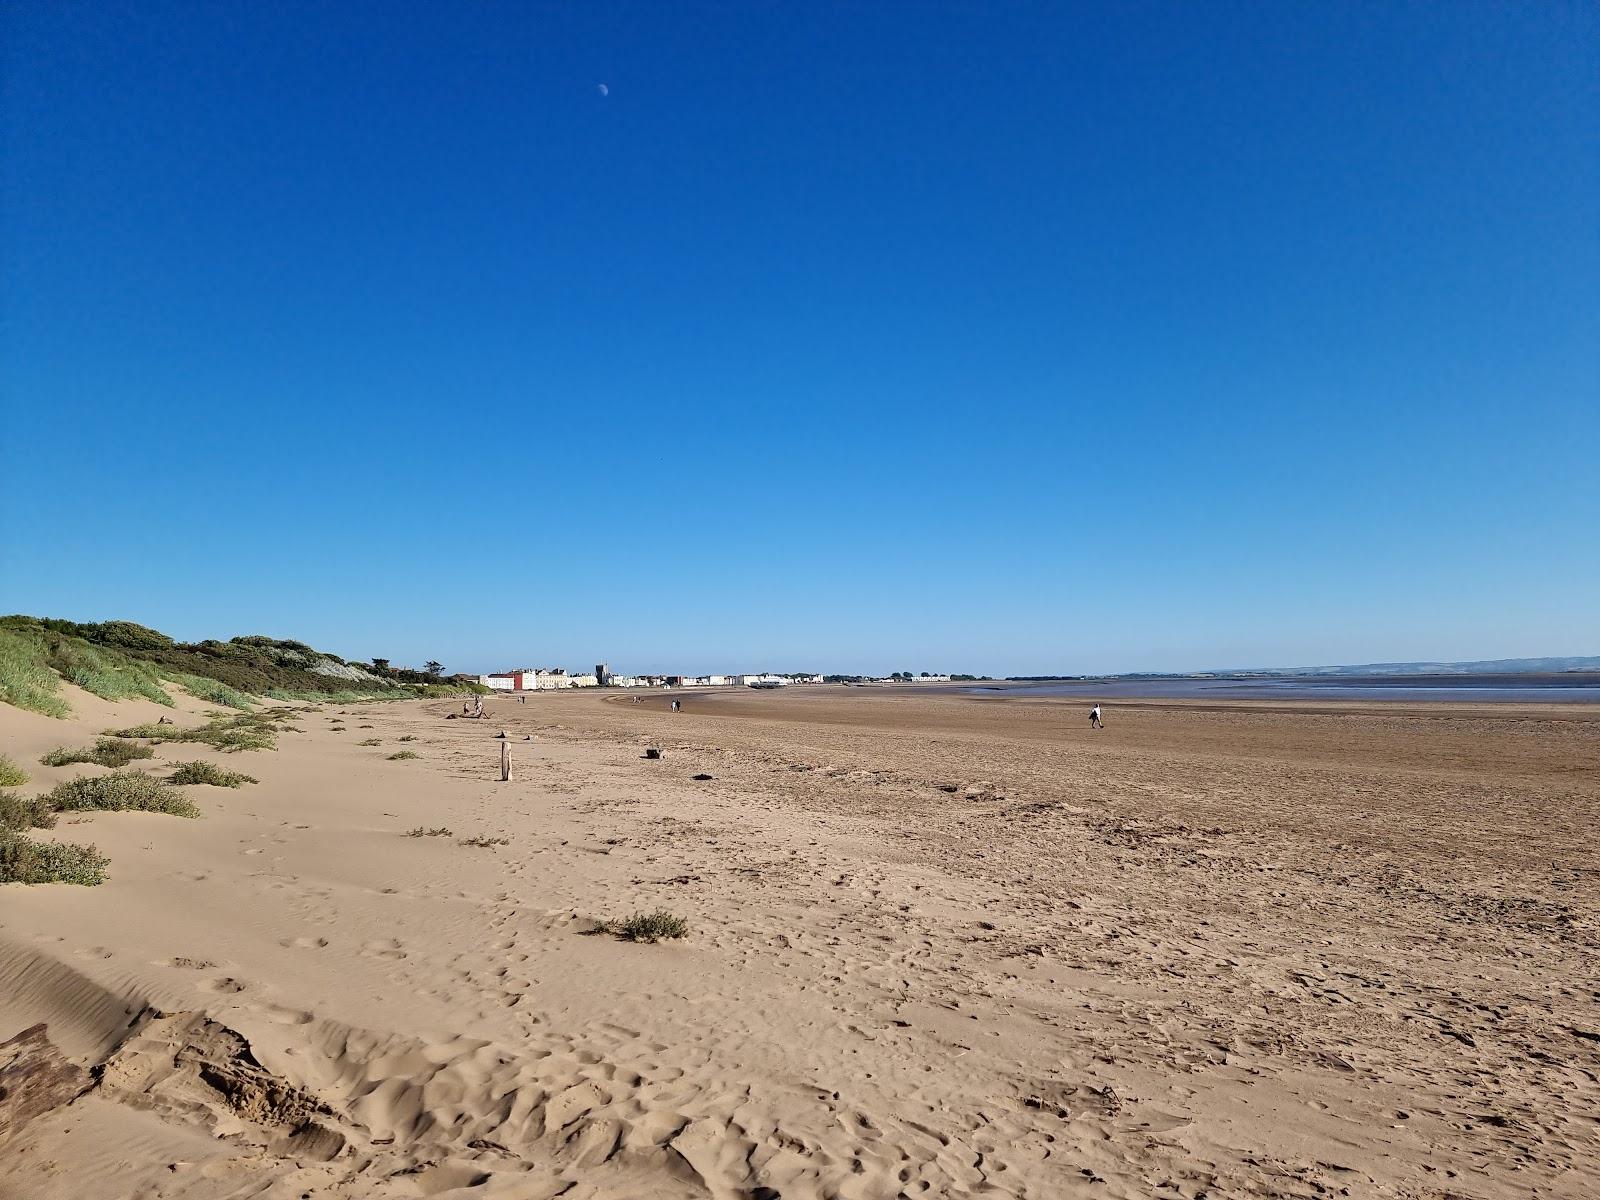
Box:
(2, 683, 1597, 1199)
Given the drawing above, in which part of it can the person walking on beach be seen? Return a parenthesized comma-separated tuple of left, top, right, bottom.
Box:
(1089, 705, 1103, 729)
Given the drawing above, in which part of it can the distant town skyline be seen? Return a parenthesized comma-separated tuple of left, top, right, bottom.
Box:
(3, 3, 1594, 671)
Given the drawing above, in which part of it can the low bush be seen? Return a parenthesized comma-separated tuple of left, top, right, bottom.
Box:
(404, 826, 452, 837)
(0, 793, 56, 831)
(168, 761, 257, 788)
(40, 737, 154, 769)
(459, 835, 509, 848)
(396, 735, 418, 742)
(0, 832, 109, 885)
(357, 738, 382, 746)
(608, 909, 690, 943)
(388, 750, 420, 761)
(107, 712, 281, 753)
(0, 753, 28, 788)
(45, 771, 201, 818)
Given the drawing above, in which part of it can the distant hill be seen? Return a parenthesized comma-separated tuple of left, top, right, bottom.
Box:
(1206, 656, 1600, 678)
(0, 615, 482, 718)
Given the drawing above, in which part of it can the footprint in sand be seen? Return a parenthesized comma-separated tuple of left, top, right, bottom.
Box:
(203, 977, 247, 994)
(279, 936, 330, 949)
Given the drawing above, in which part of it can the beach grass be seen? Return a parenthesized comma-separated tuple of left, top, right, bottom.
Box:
(0, 627, 72, 718)
(45, 638, 173, 706)
(171, 672, 256, 710)
(388, 750, 420, 760)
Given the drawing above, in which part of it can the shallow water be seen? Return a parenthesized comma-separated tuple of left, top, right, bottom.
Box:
(962, 675, 1600, 704)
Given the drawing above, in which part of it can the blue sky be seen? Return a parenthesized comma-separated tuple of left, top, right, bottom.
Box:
(2, 1, 1595, 676)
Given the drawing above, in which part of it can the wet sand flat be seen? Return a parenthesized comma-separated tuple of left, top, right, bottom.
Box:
(2, 684, 1596, 1198)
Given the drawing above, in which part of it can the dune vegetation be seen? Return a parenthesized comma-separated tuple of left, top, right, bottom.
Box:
(168, 761, 257, 788)
(0, 752, 29, 788)
(0, 766, 213, 886)
(0, 834, 110, 885)
(45, 770, 202, 818)
(0, 792, 55, 831)
(0, 615, 486, 719)
(40, 737, 155, 768)
(107, 712, 286, 754)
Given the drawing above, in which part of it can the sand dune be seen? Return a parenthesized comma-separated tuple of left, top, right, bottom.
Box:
(1, 683, 1596, 1198)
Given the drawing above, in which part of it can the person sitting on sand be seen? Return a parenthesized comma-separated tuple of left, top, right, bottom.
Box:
(1089, 705, 1103, 729)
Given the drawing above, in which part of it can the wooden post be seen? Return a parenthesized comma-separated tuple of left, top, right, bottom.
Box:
(500, 741, 511, 782)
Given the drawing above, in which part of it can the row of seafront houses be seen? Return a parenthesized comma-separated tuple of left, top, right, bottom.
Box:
(458, 666, 828, 693)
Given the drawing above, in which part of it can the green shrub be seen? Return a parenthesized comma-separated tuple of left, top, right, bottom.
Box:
(397, 736, 418, 742)
(357, 738, 382, 746)
(608, 909, 690, 943)
(168, 761, 257, 788)
(45, 771, 201, 818)
(0, 627, 71, 717)
(0, 753, 28, 787)
(0, 832, 110, 885)
(40, 737, 154, 769)
(0, 793, 56, 831)
(387, 750, 420, 761)
(404, 826, 452, 837)
(108, 712, 280, 753)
